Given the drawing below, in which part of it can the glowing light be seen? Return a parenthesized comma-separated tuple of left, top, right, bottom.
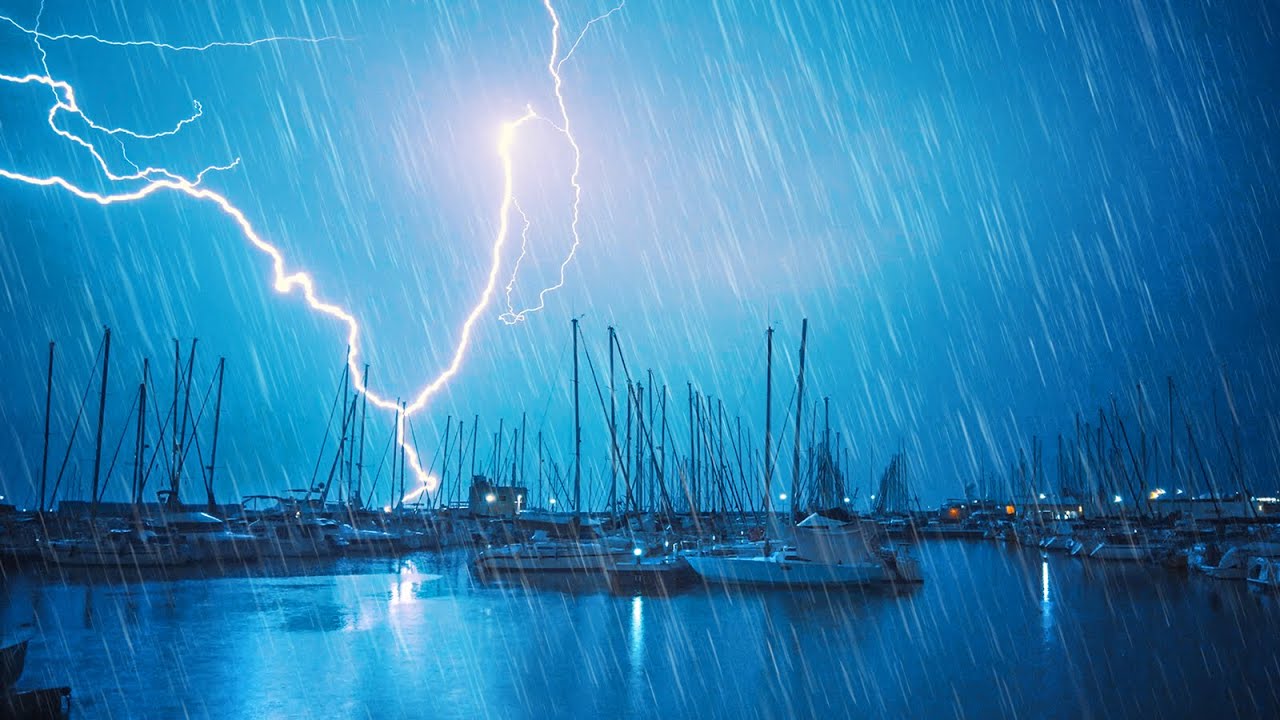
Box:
(1038, 493, 1046, 500)
(549, 498, 557, 506)
(0, 2, 625, 505)
(632, 547, 643, 557)
(1114, 495, 1123, 504)
(778, 493, 788, 501)
(485, 494, 497, 504)
(843, 497, 851, 504)
(1148, 488, 1166, 501)
(400, 476, 437, 505)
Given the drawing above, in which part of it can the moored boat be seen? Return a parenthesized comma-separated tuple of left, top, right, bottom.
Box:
(686, 513, 923, 588)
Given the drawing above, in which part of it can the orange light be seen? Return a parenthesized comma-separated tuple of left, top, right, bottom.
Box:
(948, 508, 960, 518)
(1005, 505, 1016, 515)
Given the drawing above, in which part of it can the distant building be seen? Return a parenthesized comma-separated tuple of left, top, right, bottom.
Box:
(467, 476, 527, 517)
(938, 499, 1013, 522)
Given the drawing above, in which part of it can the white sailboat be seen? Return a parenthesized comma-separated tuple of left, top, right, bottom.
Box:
(686, 513, 923, 588)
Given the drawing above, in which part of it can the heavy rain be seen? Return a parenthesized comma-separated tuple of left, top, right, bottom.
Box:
(0, 0, 1277, 717)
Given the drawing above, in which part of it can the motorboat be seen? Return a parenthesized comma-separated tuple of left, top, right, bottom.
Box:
(474, 532, 633, 575)
(44, 528, 191, 568)
(147, 511, 258, 564)
(686, 513, 923, 588)
(1204, 542, 1280, 580)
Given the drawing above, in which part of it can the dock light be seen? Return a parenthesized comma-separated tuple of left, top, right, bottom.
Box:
(549, 498, 557, 506)
(1113, 495, 1123, 504)
(633, 547, 643, 557)
(1149, 488, 1167, 501)
(843, 497, 851, 504)
(1038, 493, 1046, 500)
(779, 493, 788, 501)
(383, 506, 392, 514)
(485, 493, 497, 504)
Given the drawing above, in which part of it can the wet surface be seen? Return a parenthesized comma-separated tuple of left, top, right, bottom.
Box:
(3, 542, 1278, 719)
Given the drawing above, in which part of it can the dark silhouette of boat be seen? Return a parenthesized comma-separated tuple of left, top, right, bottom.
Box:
(1, 638, 71, 719)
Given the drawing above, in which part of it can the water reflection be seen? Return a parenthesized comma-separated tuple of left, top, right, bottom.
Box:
(3, 545, 1279, 718)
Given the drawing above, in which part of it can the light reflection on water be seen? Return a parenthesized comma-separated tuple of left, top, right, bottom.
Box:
(2, 543, 1279, 719)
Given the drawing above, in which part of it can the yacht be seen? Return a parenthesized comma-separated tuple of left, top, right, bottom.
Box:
(45, 528, 191, 568)
(685, 513, 923, 588)
(474, 531, 633, 575)
(148, 511, 258, 563)
(1203, 542, 1280, 580)
(242, 496, 348, 559)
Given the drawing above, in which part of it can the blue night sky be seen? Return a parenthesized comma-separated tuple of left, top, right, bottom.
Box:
(0, 0, 1276, 509)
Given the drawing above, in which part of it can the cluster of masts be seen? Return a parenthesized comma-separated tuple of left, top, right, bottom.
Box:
(994, 371, 1259, 520)
(16, 317, 903, 525)
(29, 327, 228, 518)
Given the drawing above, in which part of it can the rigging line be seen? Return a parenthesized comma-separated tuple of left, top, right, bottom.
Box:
(97, 387, 140, 504)
(307, 359, 350, 492)
(48, 331, 106, 505)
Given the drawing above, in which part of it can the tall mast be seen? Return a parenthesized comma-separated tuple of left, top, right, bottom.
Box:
(172, 339, 198, 505)
(356, 365, 369, 507)
(763, 326, 774, 515)
(609, 326, 617, 516)
(572, 317, 582, 515)
(519, 412, 527, 494)
(790, 318, 809, 517)
(688, 383, 695, 515)
(205, 357, 226, 513)
(38, 341, 54, 513)
(89, 326, 111, 519)
(1167, 377, 1176, 491)
(133, 358, 148, 505)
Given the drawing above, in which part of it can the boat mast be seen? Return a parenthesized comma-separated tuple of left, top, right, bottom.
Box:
(172, 339, 198, 506)
(89, 326, 111, 521)
(790, 318, 808, 519)
(205, 357, 226, 513)
(38, 341, 54, 514)
(133, 358, 147, 506)
(609, 326, 617, 516)
(763, 326, 774, 516)
(356, 365, 369, 508)
(572, 317, 582, 516)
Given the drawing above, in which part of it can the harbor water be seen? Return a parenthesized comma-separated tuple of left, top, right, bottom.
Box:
(3, 541, 1278, 719)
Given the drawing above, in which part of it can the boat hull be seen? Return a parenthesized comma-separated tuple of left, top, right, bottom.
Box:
(687, 555, 889, 588)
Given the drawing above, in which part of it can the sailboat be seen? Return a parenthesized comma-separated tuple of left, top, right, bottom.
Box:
(687, 513, 922, 587)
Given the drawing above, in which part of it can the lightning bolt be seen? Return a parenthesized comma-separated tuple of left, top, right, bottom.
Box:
(498, 0, 625, 326)
(0, 2, 624, 504)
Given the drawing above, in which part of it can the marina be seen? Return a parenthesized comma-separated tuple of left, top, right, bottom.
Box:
(1, 0, 1277, 716)
(4, 539, 1280, 718)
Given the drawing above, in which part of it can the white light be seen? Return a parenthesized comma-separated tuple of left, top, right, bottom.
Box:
(1038, 493, 1046, 500)
(843, 497, 851, 504)
(663, 540, 670, 548)
(1113, 495, 1123, 504)
(778, 493, 788, 501)
(549, 498, 557, 505)
(632, 547, 643, 557)
(485, 494, 497, 503)
(382, 505, 392, 514)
